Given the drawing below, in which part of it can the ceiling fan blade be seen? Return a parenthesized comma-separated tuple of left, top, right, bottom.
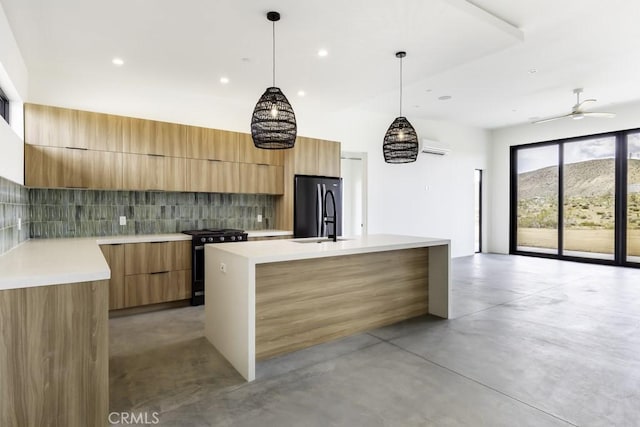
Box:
(575, 98, 597, 110)
(532, 114, 572, 124)
(582, 112, 616, 118)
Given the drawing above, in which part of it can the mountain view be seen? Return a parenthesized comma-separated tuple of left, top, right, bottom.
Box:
(517, 158, 640, 255)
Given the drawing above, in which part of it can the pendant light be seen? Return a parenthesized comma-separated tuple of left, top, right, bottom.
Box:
(383, 51, 419, 163)
(250, 11, 297, 149)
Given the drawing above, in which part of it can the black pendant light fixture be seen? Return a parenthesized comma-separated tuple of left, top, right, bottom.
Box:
(383, 51, 419, 163)
(250, 11, 297, 150)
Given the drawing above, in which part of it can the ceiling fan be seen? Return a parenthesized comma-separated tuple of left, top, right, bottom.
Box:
(533, 88, 616, 124)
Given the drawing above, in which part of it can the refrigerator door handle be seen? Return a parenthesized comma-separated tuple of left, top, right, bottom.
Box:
(321, 184, 327, 237)
(316, 183, 322, 237)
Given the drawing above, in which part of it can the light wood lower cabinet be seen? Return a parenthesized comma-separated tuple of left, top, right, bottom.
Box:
(239, 163, 284, 194)
(122, 153, 186, 191)
(0, 280, 108, 426)
(186, 159, 239, 193)
(124, 241, 191, 275)
(25, 144, 123, 189)
(124, 270, 191, 307)
(100, 244, 126, 310)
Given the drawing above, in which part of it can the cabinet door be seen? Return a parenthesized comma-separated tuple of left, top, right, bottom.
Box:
(187, 127, 239, 162)
(122, 154, 186, 191)
(25, 145, 122, 189)
(238, 133, 284, 166)
(24, 103, 122, 151)
(123, 270, 191, 307)
(294, 137, 319, 175)
(186, 159, 239, 193)
(124, 241, 191, 275)
(100, 244, 126, 310)
(317, 140, 341, 177)
(122, 117, 187, 157)
(239, 164, 284, 194)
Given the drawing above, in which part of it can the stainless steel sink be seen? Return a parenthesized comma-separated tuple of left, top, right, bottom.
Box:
(293, 238, 352, 244)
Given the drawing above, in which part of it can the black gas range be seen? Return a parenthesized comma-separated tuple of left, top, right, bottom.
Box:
(182, 228, 248, 305)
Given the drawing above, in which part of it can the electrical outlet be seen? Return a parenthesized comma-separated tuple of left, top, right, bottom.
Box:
(17, 217, 22, 231)
(219, 262, 227, 273)
(119, 216, 127, 226)
(257, 214, 263, 223)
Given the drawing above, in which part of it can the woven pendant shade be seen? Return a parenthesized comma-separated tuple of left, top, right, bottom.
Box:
(383, 116, 419, 163)
(251, 11, 297, 150)
(251, 86, 297, 149)
(383, 51, 418, 163)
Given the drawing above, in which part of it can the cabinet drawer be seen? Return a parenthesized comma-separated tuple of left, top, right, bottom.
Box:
(124, 270, 191, 307)
(124, 241, 191, 275)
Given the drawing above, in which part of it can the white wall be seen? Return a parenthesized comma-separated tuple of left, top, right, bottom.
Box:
(488, 100, 640, 254)
(0, 2, 28, 184)
(303, 108, 490, 258)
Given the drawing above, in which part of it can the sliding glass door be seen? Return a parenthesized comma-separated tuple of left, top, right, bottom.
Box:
(511, 129, 640, 267)
(628, 133, 640, 263)
(562, 136, 616, 260)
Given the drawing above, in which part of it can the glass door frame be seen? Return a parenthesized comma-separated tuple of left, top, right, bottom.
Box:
(509, 128, 639, 268)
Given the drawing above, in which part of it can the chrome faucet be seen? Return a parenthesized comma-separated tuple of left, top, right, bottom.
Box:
(323, 189, 337, 242)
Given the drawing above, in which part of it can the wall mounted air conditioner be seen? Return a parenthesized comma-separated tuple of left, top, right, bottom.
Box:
(421, 139, 450, 156)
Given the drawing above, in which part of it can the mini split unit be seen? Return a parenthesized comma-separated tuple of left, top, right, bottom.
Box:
(421, 139, 450, 156)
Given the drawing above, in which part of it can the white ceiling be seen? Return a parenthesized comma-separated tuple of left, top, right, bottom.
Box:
(2, 0, 640, 130)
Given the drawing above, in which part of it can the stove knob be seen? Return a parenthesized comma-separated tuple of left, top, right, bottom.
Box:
(201, 237, 206, 243)
(208, 237, 214, 243)
(220, 236, 225, 242)
(230, 236, 236, 241)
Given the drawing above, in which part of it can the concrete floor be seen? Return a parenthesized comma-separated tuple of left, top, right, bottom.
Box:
(109, 254, 640, 426)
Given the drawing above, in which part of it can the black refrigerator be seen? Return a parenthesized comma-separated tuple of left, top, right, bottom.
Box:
(294, 175, 343, 238)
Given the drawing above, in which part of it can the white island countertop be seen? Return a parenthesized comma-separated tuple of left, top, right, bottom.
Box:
(206, 234, 450, 264)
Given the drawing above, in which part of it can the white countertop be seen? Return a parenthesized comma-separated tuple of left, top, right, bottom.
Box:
(246, 229, 292, 238)
(207, 234, 450, 264)
(0, 230, 294, 291)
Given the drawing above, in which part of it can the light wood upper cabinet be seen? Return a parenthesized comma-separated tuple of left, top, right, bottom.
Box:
(239, 164, 284, 195)
(238, 133, 284, 166)
(186, 159, 239, 193)
(187, 127, 239, 162)
(24, 103, 123, 152)
(100, 244, 126, 310)
(122, 117, 187, 157)
(122, 154, 186, 191)
(25, 144, 123, 189)
(294, 136, 341, 177)
(124, 241, 191, 275)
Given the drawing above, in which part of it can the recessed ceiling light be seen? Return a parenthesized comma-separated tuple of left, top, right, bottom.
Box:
(297, 90, 306, 97)
(112, 58, 124, 66)
(317, 49, 328, 57)
(220, 77, 229, 84)
(438, 95, 452, 101)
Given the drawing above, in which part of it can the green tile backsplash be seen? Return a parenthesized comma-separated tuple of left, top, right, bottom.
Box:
(29, 189, 275, 239)
(0, 176, 30, 254)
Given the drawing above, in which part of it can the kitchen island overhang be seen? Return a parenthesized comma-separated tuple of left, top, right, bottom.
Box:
(204, 234, 450, 381)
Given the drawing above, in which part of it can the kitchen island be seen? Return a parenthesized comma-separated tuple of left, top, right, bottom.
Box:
(204, 234, 450, 381)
